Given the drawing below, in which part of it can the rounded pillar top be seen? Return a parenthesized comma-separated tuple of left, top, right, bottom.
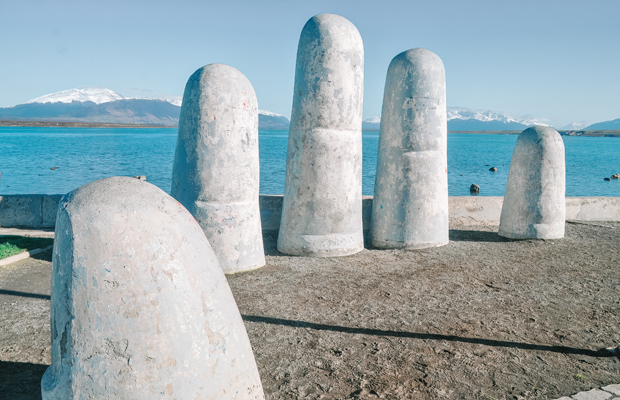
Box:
(499, 125, 565, 240)
(182, 63, 256, 111)
(301, 13, 362, 43)
(291, 13, 364, 131)
(518, 125, 564, 148)
(173, 62, 259, 204)
(390, 48, 445, 71)
(189, 63, 253, 86)
(65, 175, 174, 211)
(381, 47, 446, 153)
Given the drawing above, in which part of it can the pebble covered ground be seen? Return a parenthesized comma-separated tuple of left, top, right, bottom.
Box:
(0, 221, 619, 399)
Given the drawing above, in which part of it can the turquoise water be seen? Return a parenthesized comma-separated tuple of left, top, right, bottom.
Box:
(0, 127, 618, 196)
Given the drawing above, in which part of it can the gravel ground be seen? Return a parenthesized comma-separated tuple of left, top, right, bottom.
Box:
(1, 222, 619, 399)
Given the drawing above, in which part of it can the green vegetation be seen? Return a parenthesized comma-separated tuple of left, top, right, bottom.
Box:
(0, 236, 53, 260)
(575, 374, 586, 381)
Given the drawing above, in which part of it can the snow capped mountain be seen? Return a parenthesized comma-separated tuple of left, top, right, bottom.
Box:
(362, 107, 549, 131)
(446, 107, 548, 127)
(258, 110, 289, 129)
(258, 109, 283, 117)
(560, 121, 589, 130)
(23, 88, 291, 112)
(362, 116, 381, 130)
(2, 87, 292, 128)
(25, 87, 184, 107)
(26, 87, 126, 105)
(364, 116, 381, 124)
(132, 96, 182, 107)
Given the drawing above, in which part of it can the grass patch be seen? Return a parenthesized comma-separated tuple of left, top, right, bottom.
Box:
(0, 236, 54, 260)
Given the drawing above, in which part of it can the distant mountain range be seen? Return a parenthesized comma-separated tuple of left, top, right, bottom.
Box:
(362, 108, 550, 131)
(363, 109, 620, 131)
(582, 118, 620, 130)
(1, 87, 618, 131)
(0, 87, 289, 129)
(0, 98, 181, 126)
(560, 121, 589, 130)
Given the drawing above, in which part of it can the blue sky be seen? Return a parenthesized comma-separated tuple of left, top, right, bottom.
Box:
(1, 0, 618, 127)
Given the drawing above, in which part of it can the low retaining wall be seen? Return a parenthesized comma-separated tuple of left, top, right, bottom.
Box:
(446, 196, 620, 226)
(2, 194, 620, 231)
(0, 195, 62, 229)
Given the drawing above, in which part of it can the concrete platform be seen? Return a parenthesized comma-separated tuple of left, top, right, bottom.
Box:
(1, 222, 619, 399)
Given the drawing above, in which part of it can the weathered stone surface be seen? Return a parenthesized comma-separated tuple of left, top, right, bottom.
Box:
(571, 389, 613, 400)
(171, 63, 265, 273)
(370, 48, 448, 250)
(277, 13, 364, 257)
(41, 177, 264, 399)
(499, 126, 565, 239)
(470, 183, 480, 194)
(602, 384, 620, 395)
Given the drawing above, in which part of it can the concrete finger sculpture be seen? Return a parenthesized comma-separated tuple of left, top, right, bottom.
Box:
(41, 177, 264, 400)
(371, 48, 449, 249)
(499, 126, 566, 239)
(278, 13, 364, 257)
(171, 63, 265, 274)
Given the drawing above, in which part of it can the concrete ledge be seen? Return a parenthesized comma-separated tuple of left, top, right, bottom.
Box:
(448, 196, 505, 227)
(2, 194, 620, 230)
(566, 197, 620, 222)
(0, 195, 62, 229)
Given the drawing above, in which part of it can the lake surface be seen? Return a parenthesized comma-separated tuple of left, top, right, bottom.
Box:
(0, 127, 618, 196)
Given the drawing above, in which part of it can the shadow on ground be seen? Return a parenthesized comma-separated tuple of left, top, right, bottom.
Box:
(30, 248, 53, 262)
(449, 229, 512, 243)
(0, 361, 47, 400)
(242, 315, 616, 358)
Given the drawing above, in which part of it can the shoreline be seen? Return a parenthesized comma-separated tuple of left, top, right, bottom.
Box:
(448, 129, 620, 137)
(0, 120, 175, 129)
(1, 120, 619, 137)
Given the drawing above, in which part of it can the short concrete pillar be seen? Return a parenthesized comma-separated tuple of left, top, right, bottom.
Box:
(171, 63, 265, 274)
(499, 126, 566, 239)
(370, 48, 449, 249)
(277, 13, 364, 257)
(41, 177, 264, 399)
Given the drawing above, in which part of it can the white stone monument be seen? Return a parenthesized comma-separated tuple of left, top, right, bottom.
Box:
(41, 177, 264, 399)
(277, 13, 364, 257)
(370, 48, 449, 249)
(171, 63, 265, 273)
(499, 126, 566, 239)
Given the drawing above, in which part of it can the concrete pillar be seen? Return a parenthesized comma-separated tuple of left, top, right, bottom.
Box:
(499, 126, 566, 239)
(277, 13, 364, 257)
(171, 63, 265, 274)
(41, 177, 264, 400)
(370, 48, 449, 249)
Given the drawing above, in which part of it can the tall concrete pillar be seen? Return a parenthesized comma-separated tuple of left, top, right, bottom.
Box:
(41, 177, 264, 400)
(370, 48, 449, 249)
(171, 63, 265, 274)
(499, 126, 566, 239)
(277, 13, 364, 257)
